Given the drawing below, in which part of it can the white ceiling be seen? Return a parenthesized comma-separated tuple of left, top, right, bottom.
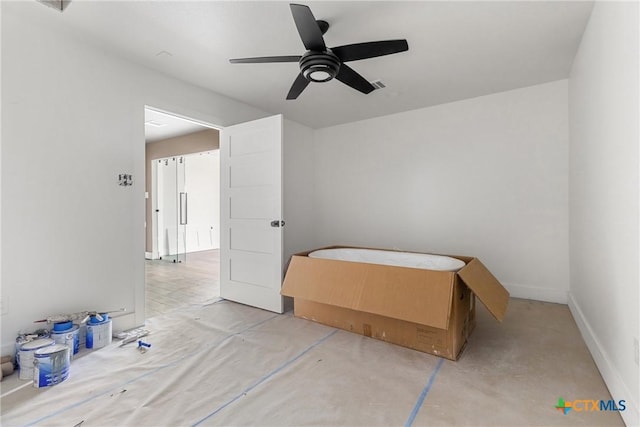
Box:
(144, 109, 212, 143)
(26, 1, 593, 129)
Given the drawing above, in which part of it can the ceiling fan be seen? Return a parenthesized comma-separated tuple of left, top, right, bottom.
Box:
(229, 3, 409, 100)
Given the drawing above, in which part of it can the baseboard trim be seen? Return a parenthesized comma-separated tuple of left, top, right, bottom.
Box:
(568, 293, 639, 427)
(145, 252, 162, 260)
(502, 282, 568, 304)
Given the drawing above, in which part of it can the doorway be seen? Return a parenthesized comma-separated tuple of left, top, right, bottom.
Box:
(144, 107, 221, 319)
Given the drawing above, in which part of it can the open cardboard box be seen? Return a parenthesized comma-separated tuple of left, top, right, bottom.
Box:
(281, 246, 509, 360)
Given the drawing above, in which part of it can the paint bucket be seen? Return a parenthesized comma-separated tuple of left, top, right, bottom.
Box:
(79, 324, 87, 349)
(15, 330, 51, 368)
(86, 314, 112, 349)
(52, 321, 73, 332)
(18, 338, 55, 380)
(51, 324, 80, 356)
(33, 344, 70, 388)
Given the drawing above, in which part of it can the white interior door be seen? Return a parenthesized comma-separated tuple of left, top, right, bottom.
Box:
(220, 115, 284, 313)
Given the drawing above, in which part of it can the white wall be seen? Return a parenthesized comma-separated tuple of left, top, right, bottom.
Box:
(283, 119, 315, 264)
(0, 2, 268, 355)
(313, 80, 570, 303)
(568, 2, 639, 426)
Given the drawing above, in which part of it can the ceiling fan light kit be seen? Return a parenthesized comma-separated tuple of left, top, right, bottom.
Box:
(229, 3, 409, 100)
(300, 51, 341, 82)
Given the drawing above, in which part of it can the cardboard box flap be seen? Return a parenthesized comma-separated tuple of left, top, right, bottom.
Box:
(457, 258, 509, 322)
(282, 256, 454, 329)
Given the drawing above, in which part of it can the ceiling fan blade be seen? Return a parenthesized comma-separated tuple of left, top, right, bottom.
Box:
(290, 4, 326, 51)
(331, 40, 409, 62)
(335, 64, 375, 95)
(286, 73, 310, 100)
(229, 55, 301, 64)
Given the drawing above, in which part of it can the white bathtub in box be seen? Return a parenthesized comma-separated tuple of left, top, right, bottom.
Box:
(308, 247, 466, 272)
(281, 246, 509, 360)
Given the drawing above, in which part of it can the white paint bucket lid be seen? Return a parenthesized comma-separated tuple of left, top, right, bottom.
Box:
(35, 343, 69, 356)
(20, 338, 54, 351)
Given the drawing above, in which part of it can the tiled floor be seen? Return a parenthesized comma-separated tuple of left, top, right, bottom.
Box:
(144, 249, 220, 319)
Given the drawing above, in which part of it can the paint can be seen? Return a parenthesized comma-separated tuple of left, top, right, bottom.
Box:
(33, 344, 70, 388)
(51, 323, 80, 356)
(18, 338, 54, 380)
(15, 330, 51, 368)
(86, 314, 112, 349)
(52, 321, 73, 332)
(78, 324, 87, 349)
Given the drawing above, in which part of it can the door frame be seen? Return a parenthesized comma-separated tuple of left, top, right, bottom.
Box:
(143, 107, 285, 319)
(145, 106, 222, 261)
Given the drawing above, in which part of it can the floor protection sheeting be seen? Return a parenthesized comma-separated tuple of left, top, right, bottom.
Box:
(0, 299, 625, 426)
(1, 301, 438, 426)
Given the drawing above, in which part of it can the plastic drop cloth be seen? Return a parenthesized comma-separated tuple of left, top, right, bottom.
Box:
(0, 300, 439, 426)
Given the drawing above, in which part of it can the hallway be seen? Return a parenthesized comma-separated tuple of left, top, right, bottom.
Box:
(145, 249, 220, 318)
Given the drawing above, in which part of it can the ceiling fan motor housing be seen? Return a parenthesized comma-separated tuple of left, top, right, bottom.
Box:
(300, 50, 341, 83)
